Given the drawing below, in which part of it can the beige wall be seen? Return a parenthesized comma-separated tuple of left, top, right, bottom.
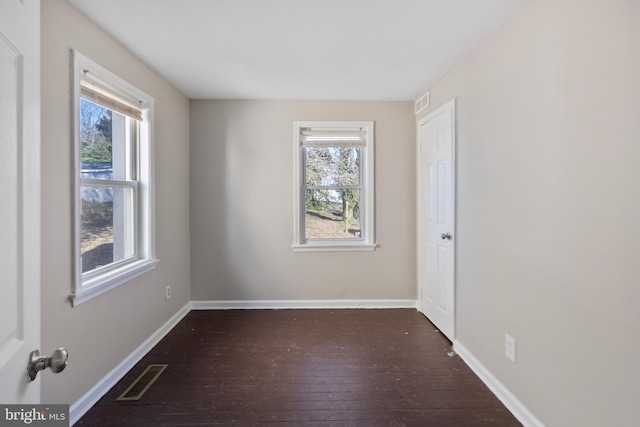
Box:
(419, 0, 640, 425)
(41, 0, 191, 404)
(190, 100, 416, 301)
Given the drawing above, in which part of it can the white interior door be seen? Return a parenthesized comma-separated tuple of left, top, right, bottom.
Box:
(0, 0, 41, 404)
(418, 99, 456, 342)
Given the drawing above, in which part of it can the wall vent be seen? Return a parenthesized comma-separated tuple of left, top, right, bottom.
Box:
(415, 91, 430, 114)
(117, 364, 168, 401)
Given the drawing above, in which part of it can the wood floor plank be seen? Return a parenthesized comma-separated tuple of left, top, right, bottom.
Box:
(77, 309, 521, 426)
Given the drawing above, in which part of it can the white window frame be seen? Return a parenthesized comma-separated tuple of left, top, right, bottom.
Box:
(293, 121, 376, 252)
(71, 50, 157, 305)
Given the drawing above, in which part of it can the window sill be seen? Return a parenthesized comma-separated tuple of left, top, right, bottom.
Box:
(292, 243, 378, 252)
(71, 258, 158, 306)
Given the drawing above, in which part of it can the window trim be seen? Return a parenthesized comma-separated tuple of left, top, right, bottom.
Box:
(71, 50, 157, 306)
(292, 121, 376, 252)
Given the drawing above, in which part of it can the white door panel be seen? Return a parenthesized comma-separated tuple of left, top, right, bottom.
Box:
(418, 100, 455, 341)
(0, 0, 41, 404)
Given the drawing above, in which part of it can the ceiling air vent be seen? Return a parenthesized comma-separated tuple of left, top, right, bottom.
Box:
(415, 91, 430, 114)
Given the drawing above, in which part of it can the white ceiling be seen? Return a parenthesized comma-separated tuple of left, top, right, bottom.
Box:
(66, 0, 531, 101)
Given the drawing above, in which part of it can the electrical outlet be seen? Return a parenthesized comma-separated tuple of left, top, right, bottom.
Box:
(165, 285, 171, 300)
(505, 334, 516, 362)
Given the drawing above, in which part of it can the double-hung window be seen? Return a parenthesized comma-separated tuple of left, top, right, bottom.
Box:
(293, 121, 376, 251)
(72, 51, 156, 305)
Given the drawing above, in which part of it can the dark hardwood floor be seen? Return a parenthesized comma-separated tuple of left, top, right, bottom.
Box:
(77, 309, 521, 426)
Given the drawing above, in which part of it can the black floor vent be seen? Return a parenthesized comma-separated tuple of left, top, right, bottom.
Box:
(117, 364, 168, 402)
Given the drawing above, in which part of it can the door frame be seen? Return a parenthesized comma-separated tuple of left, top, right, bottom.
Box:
(417, 98, 456, 341)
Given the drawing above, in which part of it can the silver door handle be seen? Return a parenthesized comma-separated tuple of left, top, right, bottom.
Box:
(441, 233, 452, 240)
(27, 348, 68, 381)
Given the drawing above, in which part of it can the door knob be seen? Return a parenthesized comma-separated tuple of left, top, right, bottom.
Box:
(27, 348, 68, 381)
(441, 233, 452, 240)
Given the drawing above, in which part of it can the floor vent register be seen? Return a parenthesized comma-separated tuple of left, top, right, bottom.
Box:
(117, 364, 168, 401)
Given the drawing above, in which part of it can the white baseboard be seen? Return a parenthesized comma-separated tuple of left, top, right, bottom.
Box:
(453, 341, 545, 427)
(191, 299, 418, 310)
(69, 302, 192, 425)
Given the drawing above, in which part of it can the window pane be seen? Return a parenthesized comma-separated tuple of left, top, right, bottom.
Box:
(81, 186, 135, 273)
(80, 99, 130, 180)
(305, 189, 361, 239)
(80, 99, 113, 175)
(305, 147, 360, 186)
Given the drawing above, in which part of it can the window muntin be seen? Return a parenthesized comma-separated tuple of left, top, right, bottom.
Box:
(293, 121, 376, 251)
(72, 50, 156, 305)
